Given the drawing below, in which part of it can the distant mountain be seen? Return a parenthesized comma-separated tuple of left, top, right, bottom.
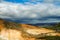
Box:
(3, 18, 60, 26)
(28, 23, 58, 26)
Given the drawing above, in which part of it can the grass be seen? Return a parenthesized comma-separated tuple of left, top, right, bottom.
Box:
(36, 36, 60, 40)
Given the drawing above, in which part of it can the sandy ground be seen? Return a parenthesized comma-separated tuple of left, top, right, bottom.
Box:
(0, 28, 60, 40)
(0, 29, 24, 40)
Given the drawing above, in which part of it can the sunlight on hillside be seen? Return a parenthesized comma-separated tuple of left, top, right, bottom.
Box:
(0, 19, 60, 40)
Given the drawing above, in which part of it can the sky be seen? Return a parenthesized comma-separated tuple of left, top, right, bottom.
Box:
(0, 0, 60, 24)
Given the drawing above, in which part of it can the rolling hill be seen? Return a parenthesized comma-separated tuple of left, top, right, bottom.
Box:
(0, 19, 60, 40)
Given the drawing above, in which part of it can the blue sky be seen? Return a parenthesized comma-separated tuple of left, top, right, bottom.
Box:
(0, 0, 60, 24)
(4, 0, 60, 5)
(5, 0, 43, 3)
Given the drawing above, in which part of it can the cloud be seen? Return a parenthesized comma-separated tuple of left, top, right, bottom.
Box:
(27, 0, 60, 5)
(43, 0, 60, 5)
(0, 0, 60, 24)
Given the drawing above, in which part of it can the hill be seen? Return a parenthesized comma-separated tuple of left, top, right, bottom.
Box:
(0, 19, 60, 40)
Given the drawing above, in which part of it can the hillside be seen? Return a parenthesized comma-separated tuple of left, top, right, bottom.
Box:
(0, 19, 60, 40)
